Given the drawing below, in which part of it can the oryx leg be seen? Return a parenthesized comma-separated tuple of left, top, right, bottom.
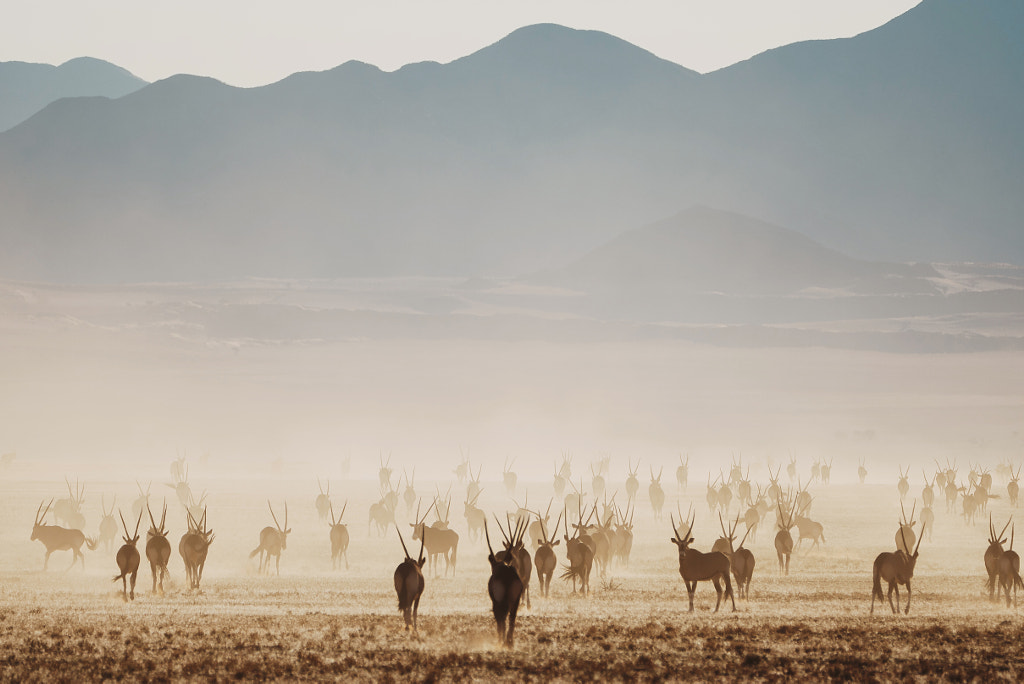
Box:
(712, 577, 723, 612)
(904, 580, 911, 614)
(129, 569, 138, 600)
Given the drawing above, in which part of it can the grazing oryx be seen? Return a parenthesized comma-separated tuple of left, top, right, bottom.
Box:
(112, 509, 143, 601)
(669, 510, 736, 612)
(534, 512, 562, 598)
(393, 524, 426, 632)
(997, 524, 1024, 608)
(97, 495, 118, 553)
(315, 478, 331, 521)
(485, 518, 526, 648)
(31, 499, 92, 570)
(774, 497, 797, 575)
(871, 522, 925, 614)
(985, 514, 1012, 602)
(145, 501, 171, 595)
(649, 467, 665, 520)
(329, 501, 350, 570)
(411, 501, 458, 578)
(250, 501, 291, 575)
(179, 507, 213, 590)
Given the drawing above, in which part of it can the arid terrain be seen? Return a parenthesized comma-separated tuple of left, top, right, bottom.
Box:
(2, 476, 1024, 682)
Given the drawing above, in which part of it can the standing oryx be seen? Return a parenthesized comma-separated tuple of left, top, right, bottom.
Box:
(179, 507, 213, 590)
(562, 508, 594, 596)
(145, 501, 171, 595)
(897, 466, 910, 500)
(985, 514, 1013, 602)
(871, 521, 925, 614)
(714, 512, 755, 600)
(484, 518, 526, 648)
(315, 478, 331, 522)
(112, 509, 143, 602)
(54, 477, 86, 530)
(411, 501, 459, 578)
(31, 499, 93, 570)
(503, 457, 518, 495)
(676, 454, 689, 491)
(1009, 465, 1021, 508)
(534, 512, 562, 598)
(649, 467, 665, 520)
(494, 514, 534, 610)
(250, 501, 291, 575)
(669, 510, 736, 612)
(896, 500, 918, 555)
(996, 524, 1024, 608)
(328, 501, 350, 570)
(96, 495, 118, 553)
(393, 523, 426, 632)
(625, 460, 640, 502)
(774, 496, 797, 575)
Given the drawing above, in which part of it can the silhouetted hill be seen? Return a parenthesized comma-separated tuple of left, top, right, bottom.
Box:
(0, 1, 1021, 283)
(0, 57, 146, 132)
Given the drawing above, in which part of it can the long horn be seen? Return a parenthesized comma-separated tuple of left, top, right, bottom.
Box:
(670, 513, 680, 540)
(329, 502, 336, 526)
(913, 522, 925, 556)
(134, 508, 143, 539)
(898, 519, 910, 554)
(268, 500, 282, 530)
(737, 523, 753, 550)
(417, 526, 426, 563)
(119, 510, 130, 537)
(160, 501, 167, 531)
(484, 519, 495, 557)
(395, 523, 411, 560)
(339, 500, 347, 521)
(493, 514, 510, 544)
(549, 511, 563, 544)
(147, 503, 157, 531)
(999, 516, 1012, 542)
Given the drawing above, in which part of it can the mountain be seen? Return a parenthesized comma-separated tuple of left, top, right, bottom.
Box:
(0, 57, 146, 132)
(0, 1, 1021, 283)
(538, 206, 939, 297)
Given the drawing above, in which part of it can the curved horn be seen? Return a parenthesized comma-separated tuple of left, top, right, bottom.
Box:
(268, 500, 282, 530)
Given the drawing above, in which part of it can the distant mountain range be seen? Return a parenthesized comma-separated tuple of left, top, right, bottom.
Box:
(0, 0, 1021, 284)
(0, 57, 146, 132)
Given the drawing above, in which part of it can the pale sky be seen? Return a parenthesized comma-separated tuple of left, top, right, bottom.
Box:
(4, 1, 921, 87)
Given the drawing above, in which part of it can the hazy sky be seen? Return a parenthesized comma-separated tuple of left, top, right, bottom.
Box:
(4, 0, 920, 87)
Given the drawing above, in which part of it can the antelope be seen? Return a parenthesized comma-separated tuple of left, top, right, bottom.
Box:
(503, 456, 518, 495)
(1009, 465, 1021, 508)
(467, 464, 483, 503)
(676, 454, 689, 490)
(378, 452, 393, 491)
(54, 477, 86, 530)
(454, 449, 470, 483)
(820, 457, 833, 485)
(980, 467, 993, 493)
(31, 499, 91, 570)
(736, 466, 752, 507)
(250, 501, 291, 575)
(558, 453, 573, 480)
(329, 501, 350, 570)
(897, 466, 910, 500)
(186, 490, 207, 526)
(649, 467, 665, 520)
(402, 469, 417, 512)
(411, 500, 458, 578)
(168, 460, 191, 508)
(97, 495, 118, 553)
(742, 487, 762, 543)
(774, 496, 797, 575)
(495, 513, 533, 610)
(368, 489, 396, 536)
(464, 489, 485, 542)
(562, 508, 594, 596)
(170, 454, 186, 484)
(767, 466, 783, 504)
(179, 507, 213, 590)
(705, 474, 718, 514)
(793, 499, 826, 551)
(944, 471, 960, 513)
(612, 502, 634, 567)
(564, 479, 584, 516)
(729, 454, 743, 484)
(716, 473, 732, 513)
(985, 514, 1012, 601)
(552, 460, 567, 499)
(131, 481, 151, 522)
(858, 457, 867, 484)
(714, 512, 755, 600)
(625, 459, 640, 502)
(997, 524, 1024, 608)
(921, 471, 935, 509)
(112, 509, 143, 601)
(145, 501, 171, 595)
(393, 523, 426, 632)
(934, 460, 947, 490)
(534, 512, 562, 597)
(591, 462, 606, 499)
(527, 499, 553, 551)
(484, 518, 525, 648)
(895, 500, 917, 554)
(669, 511, 735, 612)
(787, 454, 797, 482)
(315, 478, 331, 521)
(920, 505, 935, 542)
(871, 522, 925, 614)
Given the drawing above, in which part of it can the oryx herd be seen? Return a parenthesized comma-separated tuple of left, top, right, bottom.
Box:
(19, 451, 1024, 649)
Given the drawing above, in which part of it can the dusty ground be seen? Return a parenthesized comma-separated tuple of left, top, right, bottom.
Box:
(3, 480, 1024, 682)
